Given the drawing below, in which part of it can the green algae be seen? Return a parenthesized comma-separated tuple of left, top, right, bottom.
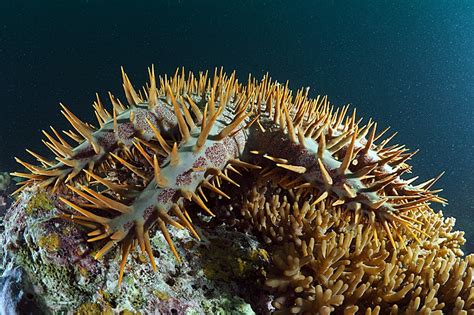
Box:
(25, 190, 54, 215)
(75, 302, 115, 315)
(152, 289, 170, 301)
(75, 302, 102, 315)
(201, 238, 268, 282)
(14, 241, 88, 310)
(37, 233, 60, 253)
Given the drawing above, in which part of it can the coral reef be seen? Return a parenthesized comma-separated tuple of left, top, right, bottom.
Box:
(3, 66, 472, 313)
(1, 186, 268, 313)
(211, 176, 473, 313)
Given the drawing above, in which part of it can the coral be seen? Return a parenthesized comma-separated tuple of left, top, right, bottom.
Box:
(5, 66, 473, 313)
(217, 177, 473, 313)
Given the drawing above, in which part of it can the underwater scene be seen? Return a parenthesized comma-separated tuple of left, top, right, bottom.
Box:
(0, 1, 473, 314)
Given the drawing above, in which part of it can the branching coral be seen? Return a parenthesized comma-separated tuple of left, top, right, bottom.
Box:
(10, 66, 471, 312)
(220, 178, 472, 313)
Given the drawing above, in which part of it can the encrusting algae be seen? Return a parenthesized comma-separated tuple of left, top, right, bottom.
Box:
(25, 190, 54, 215)
(37, 233, 60, 253)
(9, 65, 473, 313)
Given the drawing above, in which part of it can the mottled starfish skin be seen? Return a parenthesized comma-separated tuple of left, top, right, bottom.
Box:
(106, 110, 247, 234)
(12, 67, 445, 284)
(247, 120, 401, 219)
(48, 101, 179, 183)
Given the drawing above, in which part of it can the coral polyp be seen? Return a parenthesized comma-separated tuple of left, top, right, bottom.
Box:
(11, 65, 469, 312)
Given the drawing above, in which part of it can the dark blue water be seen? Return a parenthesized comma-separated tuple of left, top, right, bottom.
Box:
(1, 1, 473, 249)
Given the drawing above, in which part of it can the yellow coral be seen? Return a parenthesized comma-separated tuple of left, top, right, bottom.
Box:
(75, 302, 102, 315)
(26, 190, 53, 215)
(250, 248, 270, 262)
(78, 266, 89, 278)
(76, 297, 114, 315)
(153, 290, 170, 301)
(38, 233, 60, 253)
(232, 179, 474, 314)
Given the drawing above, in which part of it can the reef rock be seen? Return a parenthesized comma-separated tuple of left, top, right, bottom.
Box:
(0, 186, 271, 314)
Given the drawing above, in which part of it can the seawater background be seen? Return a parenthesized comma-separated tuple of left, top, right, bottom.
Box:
(0, 1, 473, 250)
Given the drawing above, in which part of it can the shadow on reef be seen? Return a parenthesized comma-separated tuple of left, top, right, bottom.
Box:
(0, 266, 50, 315)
